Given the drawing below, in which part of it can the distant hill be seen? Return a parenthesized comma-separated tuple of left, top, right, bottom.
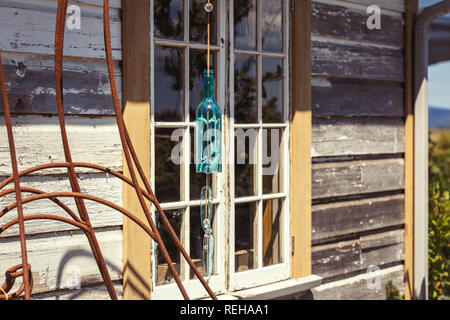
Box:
(430, 106, 450, 129)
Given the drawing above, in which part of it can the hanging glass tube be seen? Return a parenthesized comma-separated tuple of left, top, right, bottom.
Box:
(195, 70, 222, 174)
(200, 185, 214, 278)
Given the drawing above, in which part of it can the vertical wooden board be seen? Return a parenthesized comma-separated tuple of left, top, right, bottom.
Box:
(404, 0, 417, 300)
(122, 0, 152, 300)
(290, 0, 312, 278)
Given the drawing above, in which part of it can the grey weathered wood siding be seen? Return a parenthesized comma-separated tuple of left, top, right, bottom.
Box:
(0, 0, 123, 299)
(0, 0, 408, 300)
(310, 0, 406, 299)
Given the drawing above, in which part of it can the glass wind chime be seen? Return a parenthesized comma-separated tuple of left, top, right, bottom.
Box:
(195, 0, 221, 279)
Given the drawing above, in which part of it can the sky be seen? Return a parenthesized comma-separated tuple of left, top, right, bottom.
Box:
(420, 0, 450, 110)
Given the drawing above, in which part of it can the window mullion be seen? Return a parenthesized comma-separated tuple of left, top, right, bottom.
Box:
(283, 0, 291, 272)
(180, 0, 190, 282)
(256, 0, 263, 271)
(149, 0, 158, 292)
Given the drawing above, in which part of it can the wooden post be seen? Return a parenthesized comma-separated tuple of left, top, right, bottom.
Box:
(290, 0, 312, 278)
(404, 0, 418, 300)
(122, 0, 152, 300)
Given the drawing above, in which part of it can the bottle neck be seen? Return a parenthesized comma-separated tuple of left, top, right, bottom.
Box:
(203, 70, 214, 99)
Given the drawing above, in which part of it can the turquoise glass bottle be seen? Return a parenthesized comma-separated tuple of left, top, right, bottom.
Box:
(195, 70, 222, 174)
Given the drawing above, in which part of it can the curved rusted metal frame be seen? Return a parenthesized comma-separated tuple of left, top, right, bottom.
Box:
(0, 0, 216, 300)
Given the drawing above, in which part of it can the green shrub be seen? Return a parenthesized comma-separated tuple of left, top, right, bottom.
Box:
(386, 280, 403, 300)
(428, 182, 450, 300)
(429, 131, 450, 300)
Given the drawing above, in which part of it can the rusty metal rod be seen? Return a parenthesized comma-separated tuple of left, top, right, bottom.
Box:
(0, 0, 217, 300)
(0, 187, 82, 223)
(54, 0, 117, 300)
(103, 0, 216, 300)
(0, 55, 32, 300)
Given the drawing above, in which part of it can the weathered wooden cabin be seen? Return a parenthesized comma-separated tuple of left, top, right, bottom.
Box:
(0, 0, 425, 300)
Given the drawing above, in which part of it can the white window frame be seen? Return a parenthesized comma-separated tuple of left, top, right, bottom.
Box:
(150, 0, 227, 300)
(149, 0, 291, 299)
(228, 0, 291, 291)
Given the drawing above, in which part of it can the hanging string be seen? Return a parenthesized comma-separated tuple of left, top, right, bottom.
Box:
(204, 0, 212, 280)
(207, 0, 211, 73)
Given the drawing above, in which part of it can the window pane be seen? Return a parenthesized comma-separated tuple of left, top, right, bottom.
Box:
(190, 128, 205, 200)
(155, 46, 184, 122)
(263, 199, 283, 266)
(156, 209, 183, 286)
(190, 205, 217, 279)
(261, 0, 283, 52)
(235, 55, 257, 123)
(154, 0, 184, 41)
(190, 0, 217, 44)
(235, 129, 258, 197)
(155, 128, 182, 203)
(262, 57, 283, 123)
(234, 0, 257, 50)
(189, 49, 217, 122)
(189, 206, 203, 278)
(263, 128, 282, 194)
(235, 202, 257, 272)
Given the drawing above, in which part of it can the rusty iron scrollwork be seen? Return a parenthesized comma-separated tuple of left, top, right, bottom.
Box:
(0, 0, 216, 300)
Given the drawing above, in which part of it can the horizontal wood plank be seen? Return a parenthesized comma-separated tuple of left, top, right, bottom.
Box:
(0, 0, 121, 60)
(34, 282, 123, 300)
(312, 239, 361, 278)
(312, 195, 405, 241)
(0, 229, 123, 295)
(0, 173, 123, 237)
(312, 77, 404, 117)
(0, 52, 121, 115)
(312, 230, 404, 279)
(328, 0, 405, 12)
(311, 38, 404, 81)
(312, 118, 405, 157)
(312, 159, 404, 199)
(311, 265, 404, 300)
(71, 0, 122, 9)
(0, 115, 122, 176)
(312, 0, 404, 46)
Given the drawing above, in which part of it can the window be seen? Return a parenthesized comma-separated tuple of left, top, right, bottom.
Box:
(150, 0, 290, 299)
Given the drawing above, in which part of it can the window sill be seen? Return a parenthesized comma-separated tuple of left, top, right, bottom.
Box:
(206, 275, 323, 300)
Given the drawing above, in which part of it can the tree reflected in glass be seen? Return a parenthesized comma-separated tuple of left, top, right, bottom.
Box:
(155, 46, 184, 122)
(154, 0, 184, 40)
(235, 55, 257, 123)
